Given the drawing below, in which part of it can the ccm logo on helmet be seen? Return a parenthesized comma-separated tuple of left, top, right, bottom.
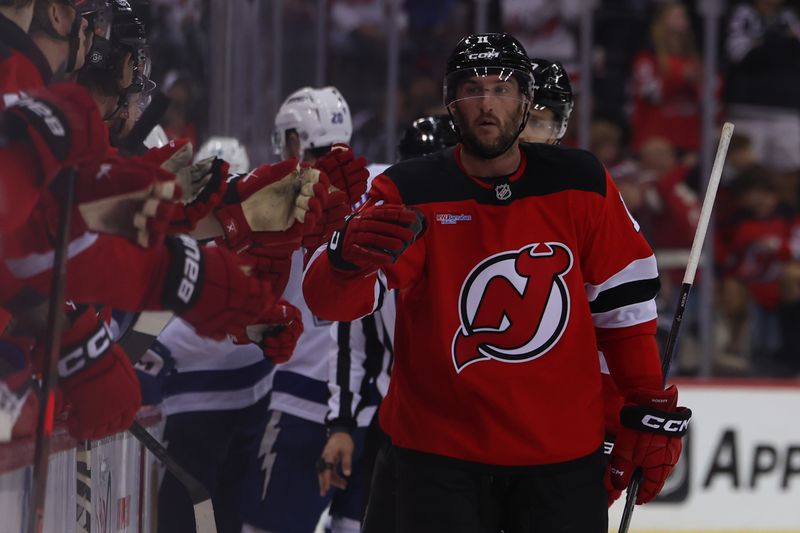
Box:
(467, 51, 500, 60)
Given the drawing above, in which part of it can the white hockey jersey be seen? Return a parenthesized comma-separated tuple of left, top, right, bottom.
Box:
(154, 318, 273, 416)
(267, 249, 339, 424)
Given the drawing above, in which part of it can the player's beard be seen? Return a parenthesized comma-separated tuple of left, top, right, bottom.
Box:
(455, 103, 524, 160)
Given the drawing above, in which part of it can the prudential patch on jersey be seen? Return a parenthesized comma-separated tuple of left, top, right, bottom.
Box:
(435, 213, 473, 225)
(451, 242, 573, 373)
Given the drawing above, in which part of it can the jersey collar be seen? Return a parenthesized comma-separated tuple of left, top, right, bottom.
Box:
(0, 14, 53, 85)
(453, 143, 527, 190)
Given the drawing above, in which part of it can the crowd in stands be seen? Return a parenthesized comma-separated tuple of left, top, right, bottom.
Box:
(146, 0, 800, 378)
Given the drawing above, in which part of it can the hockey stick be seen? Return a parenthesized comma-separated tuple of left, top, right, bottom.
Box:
(128, 421, 218, 533)
(118, 310, 174, 364)
(617, 122, 734, 533)
(26, 168, 76, 533)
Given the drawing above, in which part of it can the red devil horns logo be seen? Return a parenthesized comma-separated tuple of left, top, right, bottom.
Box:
(451, 242, 573, 373)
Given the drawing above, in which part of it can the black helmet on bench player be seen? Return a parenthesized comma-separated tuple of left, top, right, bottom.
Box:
(530, 58, 573, 141)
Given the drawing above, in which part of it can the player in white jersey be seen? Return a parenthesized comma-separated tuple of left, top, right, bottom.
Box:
(240, 86, 369, 533)
(143, 137, 282, 533)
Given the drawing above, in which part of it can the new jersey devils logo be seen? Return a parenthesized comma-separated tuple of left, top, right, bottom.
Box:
(451, 242, 573, 373)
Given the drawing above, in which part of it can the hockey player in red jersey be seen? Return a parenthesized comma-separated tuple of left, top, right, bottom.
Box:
(0, 0, 303, 441)
(0, 0, 102, 233)
(304, 33, 691, 532)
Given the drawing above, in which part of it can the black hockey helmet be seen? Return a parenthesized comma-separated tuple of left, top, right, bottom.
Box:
(80, 1, 153, 94)
(398, 115, 458, 160)
(443, 33, 534, 158)
(443, 32, 534, 107)
(78, 0, 153, 121)
(84, 0, 146, 73)
(530, 58, 573, 140)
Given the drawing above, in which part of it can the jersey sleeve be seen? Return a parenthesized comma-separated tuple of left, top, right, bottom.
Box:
(302, 173, 425, 322)
(5, 232, 172, 312)
(581, 167, 663, 392)
(0, 143, 42, 233)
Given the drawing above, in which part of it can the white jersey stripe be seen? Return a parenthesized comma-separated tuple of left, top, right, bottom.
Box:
(161, 371, 274, 416)
(584, 255, 658, 302)
(269, 392, 329, 423)
(5, 231, 99, 279)
(591, 299, 657, 329)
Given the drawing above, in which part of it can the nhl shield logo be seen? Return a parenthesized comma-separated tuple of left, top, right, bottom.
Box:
(451, 242, 573, 373)
(495, 182, 512, 200)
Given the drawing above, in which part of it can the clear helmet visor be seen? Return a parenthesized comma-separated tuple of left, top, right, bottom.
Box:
(127, 46, 155, 101)
(520, 104, 560, 144)
(444, 67, 533, 109)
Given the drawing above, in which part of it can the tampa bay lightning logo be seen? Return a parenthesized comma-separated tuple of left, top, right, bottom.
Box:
(451, 243, 573, 373)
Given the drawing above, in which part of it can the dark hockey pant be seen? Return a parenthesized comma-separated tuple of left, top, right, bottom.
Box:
(370, 445, 608, 533)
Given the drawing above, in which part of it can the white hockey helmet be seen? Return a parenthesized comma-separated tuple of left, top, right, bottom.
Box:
(194, 136, 250, 174)
(273, 86, 352, 157)
(143, 124, 169, 149)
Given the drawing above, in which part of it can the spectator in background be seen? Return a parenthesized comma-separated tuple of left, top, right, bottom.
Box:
(715, 134, 759, 262)
(501, 0, 580, 70)
(713, 133, 760, 375)
(628, 137, 701, 254)
(161, 71, 198, 148)
(631, 1, 705, 155)
(618, 137, 702, 373)
(725, 0, 800, 208)
(590, 119, 638, 181)
(148, 0, 205, 86)
(723, 165, 800, 375)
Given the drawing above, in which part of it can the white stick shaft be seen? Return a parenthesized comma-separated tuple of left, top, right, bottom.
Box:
(683, 122, 734, 285)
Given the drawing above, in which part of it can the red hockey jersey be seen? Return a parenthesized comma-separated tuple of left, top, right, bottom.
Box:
(0, 13, 53, 234)
(304, 143, 662, 466)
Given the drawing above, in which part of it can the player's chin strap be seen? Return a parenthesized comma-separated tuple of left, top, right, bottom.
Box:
(447, 99, 531, 160)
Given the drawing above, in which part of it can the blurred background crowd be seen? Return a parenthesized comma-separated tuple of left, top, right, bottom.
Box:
(143, 0, 800, 380)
